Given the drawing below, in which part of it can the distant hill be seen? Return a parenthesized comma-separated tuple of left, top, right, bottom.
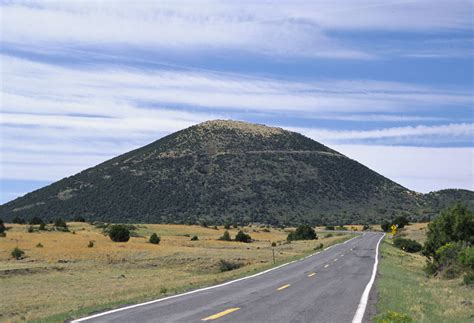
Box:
(1, 120, 472, 225)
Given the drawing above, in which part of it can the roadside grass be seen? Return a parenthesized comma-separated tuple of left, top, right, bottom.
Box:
(0, 223, 354, 322)
(376, 224, 473, 323)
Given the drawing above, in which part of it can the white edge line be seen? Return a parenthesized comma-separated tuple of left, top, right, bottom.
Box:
(72, 235, 361, 322)
(351, 233, 385, 323)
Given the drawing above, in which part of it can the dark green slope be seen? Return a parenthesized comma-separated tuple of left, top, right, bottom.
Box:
(1, 120, 472, 225)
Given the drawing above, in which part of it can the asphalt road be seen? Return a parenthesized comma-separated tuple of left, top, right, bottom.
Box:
(74, 232, 384, 323)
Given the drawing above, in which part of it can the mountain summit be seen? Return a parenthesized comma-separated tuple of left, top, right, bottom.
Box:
(1, 120, 472, 225)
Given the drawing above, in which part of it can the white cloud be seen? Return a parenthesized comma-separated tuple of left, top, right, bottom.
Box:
(2, 1, 472, 59)
(293, 123, 474, 141)
(333, 145, 474, 192)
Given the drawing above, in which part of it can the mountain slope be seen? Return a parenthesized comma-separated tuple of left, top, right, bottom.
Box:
(1, 120, 471, 225)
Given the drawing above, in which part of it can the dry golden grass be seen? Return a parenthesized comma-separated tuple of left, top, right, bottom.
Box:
(0, 223, 352, 322)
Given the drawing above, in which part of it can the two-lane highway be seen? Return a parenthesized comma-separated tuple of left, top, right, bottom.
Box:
(74, 232, 384, 323)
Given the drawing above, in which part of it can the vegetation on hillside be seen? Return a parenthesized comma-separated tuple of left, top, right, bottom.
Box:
(1, 121, 472, 226)
(287, 224, 317, 241)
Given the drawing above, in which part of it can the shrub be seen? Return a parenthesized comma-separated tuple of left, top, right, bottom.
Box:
(149, 233, 161, 244)
(363, 224, 371, 231)
(27, 226, 35, 233)
(325, 233, 333, 238)
(287, 224, 317, 241)
(314, 243, 324, 250)
(422, 204, 473, 260)
(375, 310, 414, 323)
(219, 230, 231, 241)
(336, 226, 348, 231)
(325, 226, 335, 231)
(29, 217, 43, 225)
(393, 238, 422, 253)
(271, 242, 277, 247)
(73, 216, 86, 222)
(11, 247, 25, 260)
(436, 242, 461, 268)
(393, 215, 409, 229)
(218, 259, 243, 272)
(12, 216, 26, 224)
(224, 223, 231, 230)
(235, 230, 252, 243)
(36, 242, 43, 248)
(108, 225, 130, 242)
(458, 246, 474, 269)
(38, 223, 46, 231)
(88, 241, 94, 248)
(190, 235, 199, 241)
(199, 220, 208, 228)
(54, 218, 68, 229)
(381, 221, 391, 232)
(0, 219, 5, 234)
(463, 272, 474, 285)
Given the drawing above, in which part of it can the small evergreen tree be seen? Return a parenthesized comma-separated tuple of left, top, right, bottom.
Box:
(11, 247, 25, 260)
(29, 216, 43, 225)
(12, 216, 26, 224)
(235, 230, 252, 243)
(149, 233, 161, 244)
(191, 235, 199, 241)
(0, 219, 5, 234)
(219, 230, 231, 241)
(108, 225, 130, 242)
(287, 224, 317, 241)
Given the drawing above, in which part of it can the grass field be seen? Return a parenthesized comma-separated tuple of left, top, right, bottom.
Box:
(376, 223, 474, 322)
(0, 222, 353, 322)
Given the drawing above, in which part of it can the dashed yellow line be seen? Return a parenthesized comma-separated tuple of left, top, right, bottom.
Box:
(308, 272, 316, 277)
(202, 308, 240, 321)
(277, 284, 291, 291)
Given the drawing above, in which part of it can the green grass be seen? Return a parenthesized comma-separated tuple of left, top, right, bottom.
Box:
(376, 237, 473, 322)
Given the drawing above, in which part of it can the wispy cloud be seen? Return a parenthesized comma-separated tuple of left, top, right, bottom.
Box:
(2, 1, 472, 59)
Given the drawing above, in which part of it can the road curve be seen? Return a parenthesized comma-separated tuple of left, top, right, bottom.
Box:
(73, 232, 384, 323)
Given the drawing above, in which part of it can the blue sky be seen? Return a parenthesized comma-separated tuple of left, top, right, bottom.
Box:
(1, 0, 473, 203)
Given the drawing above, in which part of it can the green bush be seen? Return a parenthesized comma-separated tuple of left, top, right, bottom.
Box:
(235, 230, 252, 243)
(29, 217, 43, 225)
(108, 225, 130, 242)
(393, 238, 422, 253)
(325, 226, 335, 230)
(463, 272, 474, 285)
(362, 224, 371, 231)
(224, 223, 231, 229)
(219, 230, 231, 241)
(54, 218, 68, 230)
(375, 310, 414, 323)
(88, 241, 94, 248)
(0, 219, 5, 234)
(271, 242, 277, 247)
(336, 226, 348, 231)
(11, 247, 25, 260)
(149, 233, 161, 244)
(36, 242, 43, 248)
(381, 221, 391, 232)
(191, 235, 199, 241)
(422, 204, 473, 260)
(314, 243, 324, 250)
(435, 242, 461, 268)
(458, 246, 474, 269)
(218, 259, 243, 272)
(38, 223, 46, 231)
(73, 216, 86, 222)
(27, 226, 35, 233)
(287, 224, 317, 241)
(12, 216, 26, 224)
(393, 215, 409, 229)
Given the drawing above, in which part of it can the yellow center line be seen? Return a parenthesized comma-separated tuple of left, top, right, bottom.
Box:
(324, 264, 329, 268)
(308, 272, 316, 277)
(277, 284, 291, 291)
(202, 308, 240, 321)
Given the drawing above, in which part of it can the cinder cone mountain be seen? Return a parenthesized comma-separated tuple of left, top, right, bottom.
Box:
(1, 120, 472, 225)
